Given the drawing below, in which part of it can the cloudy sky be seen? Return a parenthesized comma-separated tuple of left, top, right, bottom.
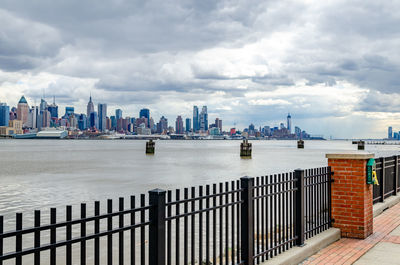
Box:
(0, 0, 399, 138)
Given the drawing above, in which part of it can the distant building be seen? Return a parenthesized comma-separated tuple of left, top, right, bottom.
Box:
(193, 106, 199, 132)
(0, 103, 10, 127)
(78, 114, 87, 131)
(0, 120, 23, 135)
(87, 95, 94, 118)
(157, 116, 168, 134)
(139, 108, 150, 127)
(115, 109, 122, 120)
(17, 96, 29, 126)
(185, 118, 191, 132)
(48, 97, 58, 119)
(110, 116, 116, 129)
(287, 113, 292, 133)
(199, 106, 208, 131)
(65, 107, 74, 117)
(89, 112, 98, 129)
(215, 118, 222, 132)
(388, 126, 393, 139)
(230, 128, 236, 135)
(295, 126, 301, 137)
(98, 103, 107, 131)
(175, 116, 184, 134)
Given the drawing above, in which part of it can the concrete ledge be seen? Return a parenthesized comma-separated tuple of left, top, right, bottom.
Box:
(326, 152, 374, 160)
(373, 194, 400, 218)
(261, 228, 341, 265)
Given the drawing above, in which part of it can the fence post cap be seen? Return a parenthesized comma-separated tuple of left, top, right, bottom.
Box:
(326, 152, 374, 160)
(148, 188, 166, 195)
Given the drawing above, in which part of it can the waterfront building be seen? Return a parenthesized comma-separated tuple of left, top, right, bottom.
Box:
(106, 117, 111, 130)
(199, 106, 208, 131)
(185, 118, 191, 132)
(210, 127, 220, 135)
(193, 106, 199, 132)
(27, 106, 38, 128)
(47, 97, 58, 119)
(123, 117, 131, 131)
(65, 107, 74, 118)
(110, 116, 116, 129)
(87, 95, 94, 118)
(280, 123, 285, 130)
(69, 114, 77, 129)
(388, 126, 393, 139)
(157, 116, 168, 134)
(149, 117, 155, 133)
(295, 126, 301, 137)
(0, 120, 23, 135)
(287, 113, 292, 133)
(115, 109, 122, 120)
(248, 124, 255, 136)
(89, 111, 98, 129)
(175, 115, 184, 134)
(394, 132, 399, 140)
(78, 114, 87, 131)
(215, 118, 222, 132)
(0, 103, 10, 127)
(139, 108, 150, 127)
(98, 103, 107, 132)
(17, 96, 29, 126)
(116, 118, 123, 132)
(230, 128, 236, 135)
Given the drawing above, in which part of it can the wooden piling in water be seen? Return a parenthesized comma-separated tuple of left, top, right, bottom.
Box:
(297, 140, 304, 149)
(240, 139, 252, 157)
(357, 140, 365, 150)
(146, 139, 155, 154)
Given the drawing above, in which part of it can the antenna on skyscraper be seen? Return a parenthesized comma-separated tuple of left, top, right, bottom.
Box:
(53, 95, 56, 105)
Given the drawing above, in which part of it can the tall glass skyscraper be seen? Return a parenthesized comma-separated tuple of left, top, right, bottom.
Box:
(0, 103, 10, 127)
(200, 106, 208, 131)
(139, 108, 150, 127)
(98, 103, 107, 132)
(287, 113, 292, 133)
(185, 118, 191, 132)
(193, 106, 199, 132)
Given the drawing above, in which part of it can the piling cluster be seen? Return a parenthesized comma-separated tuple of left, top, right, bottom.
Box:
(297, 140, 304, 149)
(240, 139, 252, 157)
(146, 139, 155, 154)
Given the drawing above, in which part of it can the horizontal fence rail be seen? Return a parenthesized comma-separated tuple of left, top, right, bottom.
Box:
(0, 167, 333, 265)
(373, 156, 399, 204)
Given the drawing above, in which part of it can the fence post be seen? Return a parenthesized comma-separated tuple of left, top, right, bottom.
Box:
(240, 176, 254, 265)
(149, 189, 166, 265)
(327, 166, 333, 227)
(380, 157, 385, 202)
(294, 169, 305, 246)
(394, 156, 398, 196)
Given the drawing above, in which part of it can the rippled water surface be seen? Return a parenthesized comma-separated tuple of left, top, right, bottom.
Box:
(0, 139, 399, 223)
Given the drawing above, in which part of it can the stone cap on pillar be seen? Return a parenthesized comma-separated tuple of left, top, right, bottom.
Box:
(326, 151, 374, 160)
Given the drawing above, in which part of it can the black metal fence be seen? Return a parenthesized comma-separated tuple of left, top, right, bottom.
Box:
(0, 167, 333, 265)
(373, 156, 400, 204)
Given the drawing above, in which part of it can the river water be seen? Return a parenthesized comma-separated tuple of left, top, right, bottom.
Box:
(0, 139, 399, 223)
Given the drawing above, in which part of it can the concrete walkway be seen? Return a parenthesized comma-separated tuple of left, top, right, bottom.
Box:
(301, 202, 400, 264)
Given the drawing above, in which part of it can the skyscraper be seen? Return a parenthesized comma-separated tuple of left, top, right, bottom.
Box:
(65, 107, 74, 117)
(139, 108, 150, 127)
(215, 118, 222, 132)
(199, 106, 208, 131)
(175, 116, 184, 134)
(157, 116, 168, 134)
(185, 118, 191, 132)
(78, 114, 87, 131)
(48, 97, 58, 119)
(388, 126, 393, 139)
(90, 112, 98, 129)
(98, 103, 107, 131)
(193, 106, 199, 132)
(287, 113, 292, 133)
(17, 96, 29, 126)
(0, 103, 9, 127)
(87, 94, 94, 118)
(115, 109, 122, 120)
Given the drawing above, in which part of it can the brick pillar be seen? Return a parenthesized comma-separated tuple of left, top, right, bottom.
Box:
(326, 153, 374, 239)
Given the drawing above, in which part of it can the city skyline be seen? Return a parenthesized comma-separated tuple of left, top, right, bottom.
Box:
(1, 1, 400, 138)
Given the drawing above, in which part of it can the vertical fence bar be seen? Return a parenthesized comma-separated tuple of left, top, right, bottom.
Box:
(50, 209, 56, 265)
(219, 183, 223, 265)
(149, 189, 166, 265)
(191, 187, 195, 265)
(94, 201, 100, 265)
(119, 198, 124, 265)
(107, 199, 113, 265)
(285, 173, 289, 250)
(66, 206, 72, 265)
(0, 216, 3, 265)
(175, 190, 180, 265)
(236, 180, 240, 264)
(184, 189, 188, 265)
(34, 210, 41, 265)
(240, 176, 254, 265)
(225, 182, 228, 265)
(199, 186, 203, 265)
(130, 196, 135, 265)
(273, 175, 277, 256)
(212, 184, 217, 265)
(294, 169, 305, 246)
(261, 177, 265, 262)
(327, 167, 333, 227)
(231, 181, 235, 265)
(16, 213, 22, 265)
(206, 185, 210, 265)
(269, 175, 273, 258)
(394, 156, 398, 196)
(81, 204, 87, 265)
(167, 191, 172, 265)
(140, 194, 145, 265)
(278, 174, 282, 254)
(380, 157, 385, 202)
(255, 177, 260, 263)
